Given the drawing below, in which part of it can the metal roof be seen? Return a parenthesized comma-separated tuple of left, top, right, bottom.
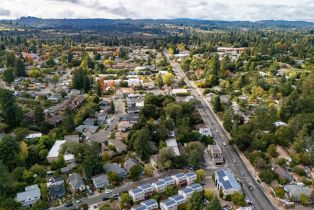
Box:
(215, 169, 241, 191)
(187, 183, 202, 191)
(141, 199, 158, 207)
(130, 188, 144, 194)
(186, 171, 197, 178)
(170, 194, 186, 203)
(161, 199, 177, 207)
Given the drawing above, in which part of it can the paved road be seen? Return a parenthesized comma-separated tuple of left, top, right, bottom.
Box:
(164, 51, 277, 210)
(89, 98, 125, 143)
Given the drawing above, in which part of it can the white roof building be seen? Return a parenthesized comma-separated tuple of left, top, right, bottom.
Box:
(47, 140, 67, 163)
(199, 128, 212, 137)
(165, 138, 180, 156)
(129, 188, 145, 202)
(16, 184, 41, 207)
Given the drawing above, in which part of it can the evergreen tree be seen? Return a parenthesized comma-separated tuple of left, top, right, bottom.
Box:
(213, 96, 222, 112)
(14, 58, 26, 76)
(0, 89, 22, 129)
(154, 73, 164, 88)
(2, 68, 15, 84)
(109, 100, 115, 114)
(34, 105, 45, 126)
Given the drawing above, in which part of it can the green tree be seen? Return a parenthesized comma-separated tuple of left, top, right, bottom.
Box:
(157, 147, 175, 170)
(63, 113, 75, 133)
(129, 164, 143, 181)
(187, 192, 203, 210)
(162, 73, 175, 86)
(133, 128, 151, 160)
(108, 172, 120, 186)
(14, 58, 26, 76)
(0, 161, 13, 197)
(34, 105, 45, 126)
(231, 192, 246, 206)
(185, 141, 205, 168)
(119, 193, 132, 208)
(0, 88, 23, 128)
(205, 196, 222, 210)
(213, 96, 222, 112)
(2, 68, 15, 83)
(5, 51, 16, 68)
(259, 169, 278, 184)
(300, 193, 309, 205)
(155, 73, 164, 88)
(196, 169, 206, 182)
(109, 100, 115, 114)
(0, 135, 20, 171)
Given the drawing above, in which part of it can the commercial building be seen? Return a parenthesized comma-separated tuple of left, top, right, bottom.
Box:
(214, 169, 241, 196)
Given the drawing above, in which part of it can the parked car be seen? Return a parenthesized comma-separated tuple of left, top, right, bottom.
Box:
(64, 202, 73, 207)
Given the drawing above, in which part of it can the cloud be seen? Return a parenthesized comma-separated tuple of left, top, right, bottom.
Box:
(0, 0, 313, 21)
(0, 8, 10, 16)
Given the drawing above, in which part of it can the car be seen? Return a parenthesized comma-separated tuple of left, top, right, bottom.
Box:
(64, 202, 73, 207)
(248, 185, 254, 191)
(222, 141, 227, 146)
(232, 159, 237, 164)
(111, 193, 119, 199)
(103, 197, 110, 201)
(105, 189, 112, 194)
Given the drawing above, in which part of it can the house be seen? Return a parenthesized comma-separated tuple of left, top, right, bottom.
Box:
(131, 205, 148, 210)
(47, 177, 66, 200)
(214, 169, 241, 196)
(108, 139, 127, 154)
(160, 199, 177, 210)
(272, 164, 292, 182)
(166, 139, 180, 156)
(129, 188, 145, 202)
(172, 173, 187, 186)
(83, 118, 96, 126)
(47, 140, 67, 163)
(185, 172, 197, 185)
(69, 173, 86, 192)
(152, 180, 167, 193)
(92, 174, 109, 189)
(64, 134, 80, 143)
(141, 199, 158, 210)
(117, 87, 135, 98)
(64, 154, 75, 164)
(284, 184, 314, 202)
(138, 183, 154, 197)
(208, 145, 224, 165)
(162, 176, 176, 187)
(178, 187, 194, 200)
(199, 128, 212, 137)
(25, 132, 42, 140)
(75, 125, 99, 133)
(104, 163, 128, 178)
(61, 162, 76, 173)
(170, 194, 186, 206)
(171, 88, 188, 96)
(186, 183, 203, 192)
(16, 184, 41, 207)
(118, 121, 133, 132)
(124, 158, 140, 172)
(127, 78, 142, 87)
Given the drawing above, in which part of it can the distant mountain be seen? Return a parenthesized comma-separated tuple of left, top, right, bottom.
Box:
(6, 17, 314, 32)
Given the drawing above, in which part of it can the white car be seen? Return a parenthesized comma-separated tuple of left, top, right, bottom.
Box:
(223, 142, 227, 146)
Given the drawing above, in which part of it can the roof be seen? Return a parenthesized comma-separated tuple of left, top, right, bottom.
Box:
(170, 194, 185, 203)
(124, 158, 140, 171)
(25, 133, 42, 139)
(69, 173, 84, 189)
(130, 188, 144, 194)
(16, 184, 41, 202)
(141, 199, 158, 208)
(215, 169, 241, 191)
(179, 187, 194, 195)
(139, 183, 153, 191)
(153, 180, 166, 187)
(161, 199, 177, 207)
(166, 138, 180, 156)
(104, 163, 127, 177)
(91, 174, 108, 185)
(210, 145, 222, 154)
(75, 125, 99, 133)
(163, 176, 175, 184)
(172, 173, 186, 180)
(199, 128, 212, 137)
(186, 172, 197, 178)
(284, 185, 313, 198)
(187, 183, 203, 191)
(108, 139, 127, 153)
(64, 135, 79, 142)
(131, 205, 148, 210)
(47, 178, 66, 198)
(64, 154, 75, 162)
(47, 140, 66, 159)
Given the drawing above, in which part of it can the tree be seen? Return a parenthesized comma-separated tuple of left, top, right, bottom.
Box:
(119, 193, 132, 208)
(259, 169, 278, 184)
(0, 161, 13, 197)
(187, 192, 203, 210)
(0, 135, 20, 170)
(109, 100, 115, 114)
(157, 147, 175, 170)
(154, 73, 164, 88)
(162, 73, 175, 86)
(34, 105, 45, 126)
(196, 169, 206, 182)
(133, 128, 151, 160)
(14, 58, 26, 76)
(185, 141, 205, 169)
(300, 193, 309, 205)
(96, 79, 103, 96)
(205, 196, 222, 210)
(129, 164, 143, 181)
(144, 164, 154, 177)
(231, 192, 246, 206)
(99, 204, 114, 210)
(108, 172, 120, 186)
(71, 68, 91, 93)
(204, 189, 215, 201)
(3, 68, 15, 83)
(63, 113, 75, 133)
(5, 51, 16, 68)
(27, 67, 41, 78)
(0, 88, 23, 128)
(213, 96, 222, 112)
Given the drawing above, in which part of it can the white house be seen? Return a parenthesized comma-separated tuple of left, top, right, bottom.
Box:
(141, 199, 158, 210)
(91, 174, 109, 189)
(214, 169, 241, 196)
(186, 183, 203, 193)
(162, 176, 176, 187)
(47, 140, 67, 163)
(129, 188, 145, 202)
(160, 199, 177, 210)
(138, 183, 154, 197)
(199, 128, 212, 137)
(185, 172, 197, 185)
(16, 184, 41, 207)
(178, 187, 194, 200)
(152, 180, 167, 193)
(172, 173, 187, 186)
(169, 194, 186, 206)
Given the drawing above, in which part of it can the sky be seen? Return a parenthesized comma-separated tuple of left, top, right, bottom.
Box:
(1, 0, 314, 21)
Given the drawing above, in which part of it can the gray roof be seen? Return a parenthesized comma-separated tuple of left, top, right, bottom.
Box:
(16, 184, 41, 203)
(91, 174, 108, 185)
(141, 199, 158, 208)
(187, 183, 202, 191)
(161, 199, 176, 207)
(47, 177, 66, 199)
(132, 205, 148, 210)
(75, 125, 99, 133)
(284, 185, 313, 198)
(124, 158, 139, 171)
(69, 173, 84, 190)
(186, 172, 197, 178)
(215, 169, 241, 191)
(104, 163, 127, 178)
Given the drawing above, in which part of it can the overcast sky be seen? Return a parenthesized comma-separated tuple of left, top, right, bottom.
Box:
(1, 0, 314, 21)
